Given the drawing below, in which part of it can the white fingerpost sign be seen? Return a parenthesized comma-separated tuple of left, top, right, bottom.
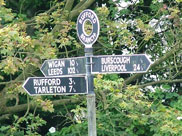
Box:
(77, 9, 100, 48)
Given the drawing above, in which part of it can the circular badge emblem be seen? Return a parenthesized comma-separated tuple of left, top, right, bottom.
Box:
(77, 9, 100, 48)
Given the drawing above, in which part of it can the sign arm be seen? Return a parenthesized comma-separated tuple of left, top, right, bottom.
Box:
(124, 48, 176, 85)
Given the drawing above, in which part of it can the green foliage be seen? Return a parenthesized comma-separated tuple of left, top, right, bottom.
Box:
(0, 7, 16, 24)
(0, 0, 5, 6)
(54, 77, 182, 136)
(176, 0, 182, 3)
(34, 97, 54, 112)
(0, 114, 46, 136)
(96, 6, 137, 54)
(136, 19, 155, 41)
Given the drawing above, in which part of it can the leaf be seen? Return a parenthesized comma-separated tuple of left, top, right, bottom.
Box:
(13, 115, 19, 121)
(0, 0, 5, 6)
(176, 0, 182, 3)
(8, 31, 18, 37)
(0, 75, 4, 80)
(162, 84, 171, 90)
(0, 126, 10, 132)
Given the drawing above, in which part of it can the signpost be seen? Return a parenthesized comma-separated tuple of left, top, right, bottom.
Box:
(77, 9, 99, 136)
(22, 9, 152, 136)
(23, 76, 88, 96)
(41, 57, 86, 77)
(92, 54, 151, 74)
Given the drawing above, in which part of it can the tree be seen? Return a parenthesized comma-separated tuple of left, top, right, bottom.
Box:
(1, 0, 182, 135)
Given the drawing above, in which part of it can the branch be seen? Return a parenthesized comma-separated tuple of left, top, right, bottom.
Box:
(6, 0, 19, 9)
(124, 44, 181, 85)
(25, 4, 58, 25)
(69, 0, 95, 20)
(72, 0, 86, 10)
(0, 97, 84, 115)
(0, 80, 23, 85)
(64, 0, 75, 11)
(52, 0, 95, 34)
(138, 79, 182, 88)
(0, 64, 38, 109)
(0, 114, 11, 121)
